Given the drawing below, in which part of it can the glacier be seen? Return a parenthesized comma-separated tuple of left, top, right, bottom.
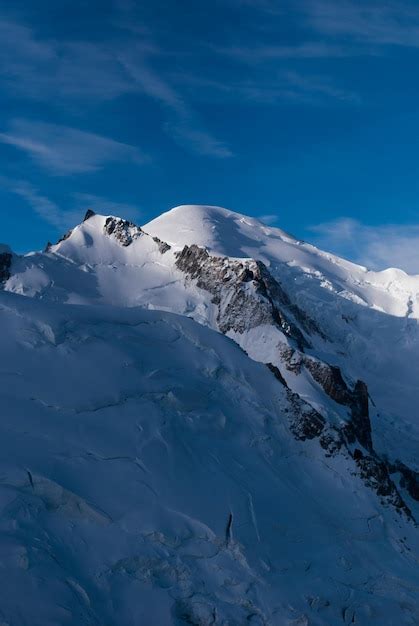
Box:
(0, 205, 418, 625)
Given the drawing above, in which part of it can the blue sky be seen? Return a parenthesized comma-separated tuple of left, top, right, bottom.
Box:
(2, 0, 419, 271)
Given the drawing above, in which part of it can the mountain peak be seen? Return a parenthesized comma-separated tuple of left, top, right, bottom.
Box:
(144, 204, 293, 257)
(83, 208, 96, 222)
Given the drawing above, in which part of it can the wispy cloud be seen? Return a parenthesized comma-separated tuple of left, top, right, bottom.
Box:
(280, 71, 360, 103)
(0, 177, 141, 231)
(119, 55, 233, 158)
(72, 193, 141, 222)
(259, 214, 279, 225)
(0, 17, 232, 159)
(215, 41, 357, 63)
(305, 0, 419, 48)
(175, 70, 359, 106)
(0, 177, 79, 229)
(0, 119, 146, 175)
(0, 19, 138, 101)
(168, 123, 233, 158)
(118, 55, 184, 113)
(310, 217, 419, 273)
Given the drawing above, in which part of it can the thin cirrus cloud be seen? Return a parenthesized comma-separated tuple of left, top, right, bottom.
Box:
(0, 18, 143, 101)
(0, 177, 80, 230)
(1, 176, 141, 232)
(0, 17, 232, 160)
(119, 55, 233, 158)
(309, 217, 419, 274)
(0, 120, 147, 175)
(216, 1, 419, 61)
(259, 214, 279, 225)
(304, 0, 419, 48)
(175, 70, 359, 106)
(214, 41, 359, 63)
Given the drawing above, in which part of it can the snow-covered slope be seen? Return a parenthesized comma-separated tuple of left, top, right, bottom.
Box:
(146, 205, 419, 318)
(1, 205, 419, 624)
(7, 205, 418, 467)
(146, 206, 419, 469)
(1, 291, 418, 625)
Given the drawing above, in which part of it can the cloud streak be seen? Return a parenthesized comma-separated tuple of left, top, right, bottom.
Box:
(0, 17, 232, 159)
(0, 120, 146, 175)
(0, 19, 138, 101)
(0, 178, 78, 229)
(305, 0, 419, 48)
(215, 41, 359, 62)
(120, 54, 233, 158)
(310, 217, 419, 274)
(1, 177, 141, 231)
(175, 70, 359, 106)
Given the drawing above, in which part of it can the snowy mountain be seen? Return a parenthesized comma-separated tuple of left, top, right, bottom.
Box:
(1, 205, 419, 625)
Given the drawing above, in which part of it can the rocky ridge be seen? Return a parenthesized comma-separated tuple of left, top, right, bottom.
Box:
(173, 243, 418, 519)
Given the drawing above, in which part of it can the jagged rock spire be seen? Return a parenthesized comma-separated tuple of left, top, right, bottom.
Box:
(83, 209, 96, 222)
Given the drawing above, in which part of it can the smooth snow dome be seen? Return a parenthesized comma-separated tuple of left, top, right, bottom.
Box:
(144, 204, 296, 256)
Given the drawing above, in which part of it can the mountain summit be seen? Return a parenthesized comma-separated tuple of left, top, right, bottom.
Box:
(0, 204, 418, 625)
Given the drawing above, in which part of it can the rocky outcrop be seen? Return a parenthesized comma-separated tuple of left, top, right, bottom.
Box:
(56, 228, 73, 245)
(266, 358, 413, 518)
(352, 449, 411, 517)
(255, 261, 326, 341)
(175, 244, 323, 350)
(152, 235, 171, 254)
(304, 359, 352, 405)
(0, 251, 12, 283)
(303, 357, 373, 451)
(83, 209, 96, 221)
(104, 217, 171, 253)
(344, 380, 373, 452)
(266, 363, 288, 387)
(104, 217, 144, 246)
(280, 349, 373, 451)
(285, 390, 327, 441)
(389, 460, 419, 502)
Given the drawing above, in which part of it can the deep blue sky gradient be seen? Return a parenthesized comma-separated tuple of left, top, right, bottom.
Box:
(1, 1, 419, 270)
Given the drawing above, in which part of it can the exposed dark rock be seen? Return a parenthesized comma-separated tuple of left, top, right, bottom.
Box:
(319, 427, 345, 457)
(83, 209, 96, 221)
(175, 244, 323, 350)
(304, 359, 352, 405)
(349, 380, 372, 451)
(285, 390, 326, 441)
(56, 228, 73, 245)
(279, 346, 303, 374)
(0, 251, 12, 283)
(152, 236, 171, 254)
(389, 460, 419, 502)
(255, 261, 326, 341)
(269, 363, 411, 517)
(304, 357, 373, 452)
(353, 452, 412, 517)
(266, 363, 288, 387)
(353, 448, 363, 461)
(104, 217, 143, 246)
